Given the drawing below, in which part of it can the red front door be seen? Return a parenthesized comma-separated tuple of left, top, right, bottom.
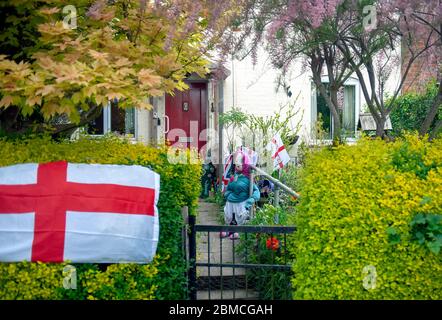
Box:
(165, 82, 207, 152)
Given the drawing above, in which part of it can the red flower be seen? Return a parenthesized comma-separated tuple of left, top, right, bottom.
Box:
(266, 237, 279, 251)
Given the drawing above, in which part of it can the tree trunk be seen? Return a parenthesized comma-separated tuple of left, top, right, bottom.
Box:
(0, 106, 20, 134)
(0, 103, 103, 138)
(419, 73, 442, 137)
(51, 104, 103, 138)
(312, 73, 343, 145)
(376, 115, 387, 139)
(429, 119, 441, 141)
(329, 87, 341, 144)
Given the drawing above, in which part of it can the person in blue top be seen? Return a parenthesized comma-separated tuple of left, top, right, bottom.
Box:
(222, 149, 260, 240)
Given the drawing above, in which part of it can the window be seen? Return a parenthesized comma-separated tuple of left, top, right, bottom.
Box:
(342, 85, 356, 138)
(110, 100, 135, 135)
(315, 85, 332, 139)
(87, 100, 136, 135)
(87, 108, 104, 135)
(311, 79, 359, 140)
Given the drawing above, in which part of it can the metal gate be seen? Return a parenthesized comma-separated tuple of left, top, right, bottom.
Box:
(185, 214, 296, 300)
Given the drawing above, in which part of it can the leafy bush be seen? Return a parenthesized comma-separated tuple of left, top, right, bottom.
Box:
(0, 262, 158, 300)
(290, 134, 442, 299)
(389, 81, 440, 137)
(409, 214, 442, 255)
(0, 135, 201, 299)
(236, 204, 295, 300)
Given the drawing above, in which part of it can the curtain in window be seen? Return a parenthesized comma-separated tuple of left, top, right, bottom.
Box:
(343, 86, 356, 137)
(125, 107, 135, 135)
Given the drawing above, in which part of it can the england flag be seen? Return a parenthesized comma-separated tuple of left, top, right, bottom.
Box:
(267, 133, 291, 171)
(0, 161, 160, 264)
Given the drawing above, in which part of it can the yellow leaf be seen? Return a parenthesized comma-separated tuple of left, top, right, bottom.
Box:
(106, 92, 124, 100)
(115, 58, 131, 68)
(88, 50, 109, 62)
(39, 7, 60, 15)
(41, 101, 59, 118)
(37, 56, 56, 70)
(148, 89, 164, 97)
(137, 100, 153, 110)
(26, 96, 42, 106)
(36, 85, 55, 97)
(0, 95, 14, 108)
(138, 69, 162, 87)
(38, 22, 72, 36)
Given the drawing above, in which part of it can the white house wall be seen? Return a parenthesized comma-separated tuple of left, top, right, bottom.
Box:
(222, 45, 402, 155)
(222, 51, 311, 156)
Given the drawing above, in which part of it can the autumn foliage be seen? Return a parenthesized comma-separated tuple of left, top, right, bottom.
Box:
(0, 0, 239, 133)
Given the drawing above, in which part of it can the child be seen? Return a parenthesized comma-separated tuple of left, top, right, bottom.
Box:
(221, 149, 260, 240)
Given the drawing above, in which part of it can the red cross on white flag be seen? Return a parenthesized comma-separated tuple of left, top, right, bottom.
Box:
(0, 161, 159, 264)
(267, 133, 291, 171)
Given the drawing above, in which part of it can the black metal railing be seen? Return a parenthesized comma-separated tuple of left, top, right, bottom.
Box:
(187, 215, 296, 300)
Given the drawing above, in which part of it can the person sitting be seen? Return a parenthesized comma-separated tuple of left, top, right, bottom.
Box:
(221, 149, 260, 240)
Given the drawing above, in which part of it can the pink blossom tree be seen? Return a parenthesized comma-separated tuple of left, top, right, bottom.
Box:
(227, 0, 359, 143)
(228, 0, 441, 140)
(335, 0, 441, 138)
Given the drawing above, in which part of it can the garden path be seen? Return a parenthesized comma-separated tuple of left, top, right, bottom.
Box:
(196, 200, 258, 299)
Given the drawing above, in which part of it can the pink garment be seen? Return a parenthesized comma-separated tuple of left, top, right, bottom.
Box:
(233, 149, 252, 178)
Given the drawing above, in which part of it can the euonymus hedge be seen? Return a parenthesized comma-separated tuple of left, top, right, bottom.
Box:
(291, 135, 442, 299)
(0, 135, 201, 299)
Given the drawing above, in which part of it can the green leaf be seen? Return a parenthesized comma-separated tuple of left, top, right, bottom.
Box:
(415, 231, 425, 244)
(386, 227, 401, 245)
(426, 214, 441, 226)
(419, 196, 432, 206)
(411, 214, 426, 226)
(72, 92, 83, 105)
(426, 241, 441, 255)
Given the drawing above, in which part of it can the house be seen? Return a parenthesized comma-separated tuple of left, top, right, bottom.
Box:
(84, 37, 435, 184)
(85, 63, 230, 167)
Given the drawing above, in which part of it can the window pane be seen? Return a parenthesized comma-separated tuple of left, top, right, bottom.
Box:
(87, 107, 104, 135)
(316, 88, 332, 139)
(343, 86, 356, 138)
(125, 107, 135, 135)
(110, 100, 125, 133)
(110, 100, 135, 135)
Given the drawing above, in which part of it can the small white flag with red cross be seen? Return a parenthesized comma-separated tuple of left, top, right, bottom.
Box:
(0, 161, 160, 264)
(267, 133, 291, 171)
(221, 153, 233, 193)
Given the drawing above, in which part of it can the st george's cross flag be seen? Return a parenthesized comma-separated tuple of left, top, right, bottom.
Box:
(221, 146, 259, 193)
(221, 153, 233, 193)
(267, 133, 291, 171)
(0, 161, 160, 264)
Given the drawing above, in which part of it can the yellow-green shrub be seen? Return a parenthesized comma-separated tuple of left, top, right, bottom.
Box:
(290, 134, 442, 299)
(0, 135, 201, 299)
(0, 261, 158, 300)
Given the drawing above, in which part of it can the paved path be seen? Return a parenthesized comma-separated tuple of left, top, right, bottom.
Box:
(196, 200, 258, 300)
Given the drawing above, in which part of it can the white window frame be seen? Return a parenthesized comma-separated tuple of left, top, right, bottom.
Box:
(310, 76, 361, 142)
(89, 101, 138, 141)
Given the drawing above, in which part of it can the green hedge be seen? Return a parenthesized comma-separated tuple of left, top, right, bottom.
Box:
(0, 135, 201, 299)
(389, 80, 440, 137)
(290, 134, 442, 299)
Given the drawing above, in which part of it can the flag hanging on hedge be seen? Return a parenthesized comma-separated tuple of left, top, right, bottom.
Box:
(267, 133, 291, 171)
(0, 161, 160, 264)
